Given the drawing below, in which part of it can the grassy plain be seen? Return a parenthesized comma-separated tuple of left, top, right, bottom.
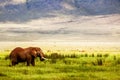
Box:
(0, 42, 120, 80)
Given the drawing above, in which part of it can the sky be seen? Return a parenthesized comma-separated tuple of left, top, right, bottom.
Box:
(0, 0, 120, 42)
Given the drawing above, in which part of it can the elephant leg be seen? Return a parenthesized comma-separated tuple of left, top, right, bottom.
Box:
(12, 61, 16, 66)
(31, 59, 35, 66)
(26, 58, 31, 66)
(12, 61, 18, 66)
(27, 61, 31, 66)
(11, 58, 18, 66)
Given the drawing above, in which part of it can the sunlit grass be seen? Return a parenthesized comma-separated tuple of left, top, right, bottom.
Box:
(0, 46, 120, 80)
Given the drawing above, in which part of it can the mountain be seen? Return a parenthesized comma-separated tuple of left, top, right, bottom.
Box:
(0, 0, 120, 22)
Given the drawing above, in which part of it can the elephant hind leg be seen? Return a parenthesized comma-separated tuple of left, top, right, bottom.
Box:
(12, 61, 18, 66)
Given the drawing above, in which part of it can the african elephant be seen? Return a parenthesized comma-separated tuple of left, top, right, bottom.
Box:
(9, 47, 46, 66)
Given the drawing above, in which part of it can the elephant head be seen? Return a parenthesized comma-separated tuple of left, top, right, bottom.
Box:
(30, 47, 46, 61)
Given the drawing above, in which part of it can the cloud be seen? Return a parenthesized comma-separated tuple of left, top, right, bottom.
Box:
(0, 0, 120, 23)
(12, 0, 26, 3)
(3, 27, 69, 34)
(0, 23, 119, 42)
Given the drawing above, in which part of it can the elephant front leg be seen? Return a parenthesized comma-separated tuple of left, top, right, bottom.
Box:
(26, 58, 31, 66)
(31, 59, 35, 66)
(27, 61, 30, 66)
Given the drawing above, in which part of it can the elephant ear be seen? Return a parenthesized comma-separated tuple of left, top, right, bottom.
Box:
(30, 48, 37, 57)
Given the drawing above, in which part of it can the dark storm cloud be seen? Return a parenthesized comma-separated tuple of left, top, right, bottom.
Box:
(0, 0, 120, 23)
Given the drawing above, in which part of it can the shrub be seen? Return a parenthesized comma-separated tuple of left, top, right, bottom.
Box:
(92, 58, 104, 66)
(103, 54, 109, 58)
(91, 54, 95, 57)
(49, 53, 65, 64)
(70, 54, 78, 58)
(84, 53, 88, 57)
(50, 53, 64, 59)
(97, 54, 102, 57)
(80, 54, 84, 57)
(97, 59, 103, 66)
(115, 58, 120, 65)
(113, 56, 117, 60)
(89, 54, 95, 57)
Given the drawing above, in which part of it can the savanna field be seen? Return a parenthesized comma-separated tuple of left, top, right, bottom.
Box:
(0, 42, 120, 80)
(0, 0, 120, 80)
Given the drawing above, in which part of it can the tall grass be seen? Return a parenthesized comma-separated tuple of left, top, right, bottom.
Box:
(0, 50, 120, 80)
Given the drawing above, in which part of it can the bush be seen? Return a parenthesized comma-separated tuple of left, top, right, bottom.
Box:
(115, 58, 120, 65)
(50, 53, 64, 59)
(97, 59, 103, 66)
(113, 56, 117, 60)
(84, 54, 88, 57)
(80, 54, 84, 57)
(97, 54, 102, 57)
(89, 54, 95, 57)
(92, 58, 104, 66)
(103, 54, 109, 58)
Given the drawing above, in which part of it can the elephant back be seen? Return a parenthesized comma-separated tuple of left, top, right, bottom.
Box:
(10, 47, 25, 59)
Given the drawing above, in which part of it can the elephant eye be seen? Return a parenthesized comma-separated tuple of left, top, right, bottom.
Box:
(36, 50, 38, 52)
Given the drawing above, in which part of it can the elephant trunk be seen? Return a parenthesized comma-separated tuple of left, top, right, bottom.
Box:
(38, 49, 46, 61)
(40, 57, 46, 61)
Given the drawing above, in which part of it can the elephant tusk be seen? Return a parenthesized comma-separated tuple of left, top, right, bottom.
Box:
(42, 57, 48, 60)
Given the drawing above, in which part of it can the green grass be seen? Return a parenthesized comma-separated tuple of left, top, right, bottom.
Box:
(0, 51, 120, 80)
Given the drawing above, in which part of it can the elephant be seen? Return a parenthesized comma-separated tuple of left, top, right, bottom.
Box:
(9, 47, 46, 66)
